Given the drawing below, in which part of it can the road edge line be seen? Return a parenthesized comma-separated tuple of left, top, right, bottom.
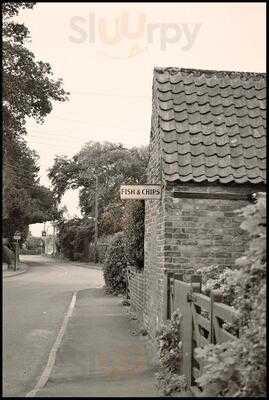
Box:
(25, 291, 77, 397)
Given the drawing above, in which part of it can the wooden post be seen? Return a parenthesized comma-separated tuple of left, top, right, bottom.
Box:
(52, 222, 56, 256)
(13, 240, 19, 271)
(16, 241, 19, 264)
(174, 273, 184, 281)
(167, 272, 173, 319)
(93, 175, 99, 263)
(190, 274, 202, 386)
(14, 243, 17, 271)
(126, 265, 131, 300)
(181, 281, 193, 387)
(191, 274, 202, 296)
(209, 291, 215, 344)
(180, 275, 202, 386)
(170, 273, 175, 316)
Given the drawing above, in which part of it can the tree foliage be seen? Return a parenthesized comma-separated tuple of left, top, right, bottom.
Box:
(2, 2, 68, 241)
(156, 309, 187, 395)
(123, 200, 145, 270)
(48, 141, 149, 219)
(3, 2, 68, 140)
(56, 217, 94, 261)
(3, 137, 60, 242)
(103, 232, 128, 295)
(99, 203, 123, 236)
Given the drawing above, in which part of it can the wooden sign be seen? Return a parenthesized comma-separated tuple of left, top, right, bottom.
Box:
(120, 185, 162, 199)
(13, 231, 21, 240)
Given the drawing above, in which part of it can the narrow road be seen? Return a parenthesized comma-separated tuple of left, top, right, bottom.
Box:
(3, 255, 103, 397)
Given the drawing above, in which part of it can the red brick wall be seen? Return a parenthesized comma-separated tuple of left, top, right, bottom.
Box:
(139, 181, 265, 339)
(128, 269, 145, 314)
(142, 75, 166, 336)
(163, 182, 266, 272)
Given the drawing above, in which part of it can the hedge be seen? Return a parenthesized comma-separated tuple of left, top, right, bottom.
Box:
(103, 232, 127, 295)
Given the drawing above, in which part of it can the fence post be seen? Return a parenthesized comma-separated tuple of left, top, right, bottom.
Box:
(191, 274, 202, 294)
(174, 273, 184, 281)
(181, 280, 193, 387)
(209, 290, 215, 344)
(166, 271, 174, 319)
(179, 274, 202, 387)
(126, 265, 131, 300)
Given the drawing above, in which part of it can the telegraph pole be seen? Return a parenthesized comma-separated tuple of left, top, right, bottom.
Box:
(89, 145, 124, 263)
(52, 222, 56, 256)
(42, 222, 46, 255)
(93, 175, 99, 263)
(13, 231, 21, 271)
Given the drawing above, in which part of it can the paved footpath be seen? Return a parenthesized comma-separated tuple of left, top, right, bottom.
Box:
(3, 256, 103, 397)
(35, 288, 159, 397)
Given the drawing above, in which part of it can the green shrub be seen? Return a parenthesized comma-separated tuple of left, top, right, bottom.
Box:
(21, 248, 41, 255)
(197, 264, 242, 307)
(96, 234, 117, 263)
(57, 217, 94, 261)
(2, 244, 15, 268)
(123, 200, 145, 271)
(103, 232, 128, 295)
(22, 235, 42, 255)
(155, 309, 187, 395)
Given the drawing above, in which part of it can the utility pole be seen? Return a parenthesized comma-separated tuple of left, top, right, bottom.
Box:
(52, 222, 56, 256)
(88, 145, 124, 263)
(93, 175, 99, 263)
(42, 222, 46, 255)
(13, 231, 21, 271)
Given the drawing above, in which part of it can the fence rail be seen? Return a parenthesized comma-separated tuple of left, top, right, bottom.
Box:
(165, 271, 240, 392)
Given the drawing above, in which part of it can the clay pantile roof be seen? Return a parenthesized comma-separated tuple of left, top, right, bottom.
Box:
(154, 67, 266, 184)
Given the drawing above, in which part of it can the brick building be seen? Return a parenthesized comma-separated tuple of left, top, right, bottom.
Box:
(129, 67, 266, 338)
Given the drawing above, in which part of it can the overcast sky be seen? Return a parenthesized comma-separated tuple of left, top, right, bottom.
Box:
(18, 2, 266, 236)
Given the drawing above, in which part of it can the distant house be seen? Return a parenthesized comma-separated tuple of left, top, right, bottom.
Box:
(129, 67, 266, 338)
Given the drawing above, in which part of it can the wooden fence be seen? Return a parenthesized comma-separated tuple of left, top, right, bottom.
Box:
(165, 270, 240, 393)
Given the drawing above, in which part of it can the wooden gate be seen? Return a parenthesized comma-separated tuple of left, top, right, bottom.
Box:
(165, 270, 240, 392)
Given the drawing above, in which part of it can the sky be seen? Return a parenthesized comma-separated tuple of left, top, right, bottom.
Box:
(16, 2, 266, 236)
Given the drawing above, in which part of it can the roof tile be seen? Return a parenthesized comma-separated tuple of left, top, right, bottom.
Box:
(154, 67, 266, 184)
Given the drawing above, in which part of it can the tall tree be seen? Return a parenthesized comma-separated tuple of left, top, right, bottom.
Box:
(3, 2, 68, 141)
(2, 2, 69, 241)
(48, 141, 149, 235)
(3, 137, 60, 242)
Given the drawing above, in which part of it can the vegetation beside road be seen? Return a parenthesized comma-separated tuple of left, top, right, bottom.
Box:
(49, 142, 147, 263)
(155, 194, 266, 397)
(3, 2, 68, 245)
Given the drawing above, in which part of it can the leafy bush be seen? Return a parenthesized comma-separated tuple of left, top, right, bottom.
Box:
(2, 244, 15, 268)
(99, 204, 123, 236)
(123, 200, 145, 271)
(23, 235, 42, 255)
(195, 193, 266, 397)
(57, 217, 94, 261)
(21, 247, 41, 255)
(197, 264, 242, 307)
(155, 309, 187, 395)
(103, 232, 128, 295)
(195, 341, 243, 396)
(95, 234, 118, 264)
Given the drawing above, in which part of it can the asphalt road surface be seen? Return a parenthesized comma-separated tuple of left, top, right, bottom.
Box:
(3, 255, 103, 397)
